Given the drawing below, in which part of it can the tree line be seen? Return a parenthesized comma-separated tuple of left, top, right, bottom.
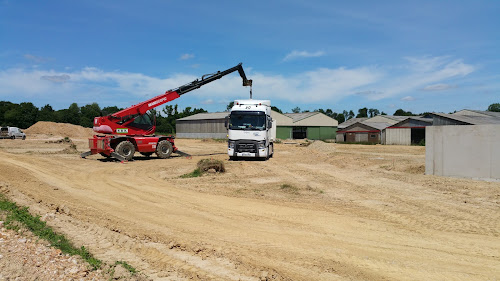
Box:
(1, 100, 499, 131)
(0, 101, 206, 133)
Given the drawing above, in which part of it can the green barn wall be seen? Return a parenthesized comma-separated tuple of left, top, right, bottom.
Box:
(306, 127, 337, 140)
(276, 126, 292, 139)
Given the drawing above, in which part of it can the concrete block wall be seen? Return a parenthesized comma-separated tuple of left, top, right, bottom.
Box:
(426, 125, 500, 181)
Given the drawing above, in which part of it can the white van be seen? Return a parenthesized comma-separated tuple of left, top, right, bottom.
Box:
(0, 127, 26, 140)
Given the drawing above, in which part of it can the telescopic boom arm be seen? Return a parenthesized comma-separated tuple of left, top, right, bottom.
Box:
(111, 63, 252, 119)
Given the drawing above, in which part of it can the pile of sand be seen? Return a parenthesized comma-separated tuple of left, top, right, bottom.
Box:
(307, 140, 336, 153)
(25, 121, 94, 138)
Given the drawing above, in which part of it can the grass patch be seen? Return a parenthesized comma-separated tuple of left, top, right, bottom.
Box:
(280, 183, 299, 194)
(0, 194, 102, 269)
(115, 260, 137, 274)
(180, 168, 203, 178)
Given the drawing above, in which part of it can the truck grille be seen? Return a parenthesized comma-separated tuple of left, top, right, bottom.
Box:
(237, 143, 256, 153)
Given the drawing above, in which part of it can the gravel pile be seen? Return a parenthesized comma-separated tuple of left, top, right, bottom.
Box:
(0, 221, 106, 280)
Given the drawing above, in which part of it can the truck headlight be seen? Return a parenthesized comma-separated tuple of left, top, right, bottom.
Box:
(257, 142, 265, 149)
(228, 141, 235, 148)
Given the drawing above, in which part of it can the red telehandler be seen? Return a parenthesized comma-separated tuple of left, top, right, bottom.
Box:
(81, 63, 252, 161)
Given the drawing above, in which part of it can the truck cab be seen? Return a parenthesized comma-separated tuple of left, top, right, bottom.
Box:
(226, 100, 276, 160)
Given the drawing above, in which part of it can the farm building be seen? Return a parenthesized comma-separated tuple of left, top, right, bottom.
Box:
(175, 110, 337, 140)
(283, 112, 338, 140)
(453, 109, 500, 118)
(176, 112, 228, 139)
(430, 112, 500, 126)
(382, 117, 433, 145)
(336, 115, 407, 144)
(337, 117, 368, 130)
(336, 121, 391, 143)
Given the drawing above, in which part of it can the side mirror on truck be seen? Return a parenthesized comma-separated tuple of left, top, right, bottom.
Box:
(268, 119, 273, 128)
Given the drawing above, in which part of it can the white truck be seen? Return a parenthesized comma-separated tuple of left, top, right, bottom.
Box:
(226, 99, 276, 160)
(0, 126, 26, 140)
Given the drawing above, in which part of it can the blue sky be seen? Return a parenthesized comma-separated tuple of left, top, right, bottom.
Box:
(1, 1, 499, 114)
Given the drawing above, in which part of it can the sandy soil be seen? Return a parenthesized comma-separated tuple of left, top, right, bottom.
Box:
(0, 132, 499, 280)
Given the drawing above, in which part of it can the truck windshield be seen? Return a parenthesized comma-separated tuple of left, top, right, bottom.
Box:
(229, 111, 266, 130)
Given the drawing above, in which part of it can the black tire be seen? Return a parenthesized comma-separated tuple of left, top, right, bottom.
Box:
(115, 140, 135, 161)
(11, 135, 15, 140)
(140, 152, 153, 157)
(269, 143, 274, 158)
(22, 136, 26, 140)
(156, 140, 173, 159)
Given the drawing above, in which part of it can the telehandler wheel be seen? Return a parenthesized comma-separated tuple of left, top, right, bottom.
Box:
(156, 140, 173, 159)
(115, 140, 135, 161)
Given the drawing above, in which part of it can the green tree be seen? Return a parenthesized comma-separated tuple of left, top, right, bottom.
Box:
(4, 102, 38, 128)
(335, 113, 345, 123)
(226, 101, 234, 111)
(394, 109, 414, 116)
(80, 103, 101, 128)
(271, 106, 282, 113)
(291, 106, 301, 113)
(38, 104, 56, 122)
(62, 103, 81, 125)
(368, 108, 380, 118)
(356, 107, 368, 118)
(101, 106, 122, 116)
(0, 101, 15, 126)
(487, 103, 500, 112)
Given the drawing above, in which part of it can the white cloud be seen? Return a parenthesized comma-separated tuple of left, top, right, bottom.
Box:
(283, 50, 325, 61)
(401, 96, 415, 101)
(201, 99, 214, 105)
(24, 54, 52, 63)
(421, 83, 457, 91)
(41, 74, 70, 83)
(0, 56, 476, 108)
(179, 53, 194, 60)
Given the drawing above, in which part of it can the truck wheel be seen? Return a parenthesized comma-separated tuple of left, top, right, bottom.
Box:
(115, 141, 135, 161)
(140, 152, 153, 157)
(11, 135, 15, 140)
(269, 143, 274, 158)
(156, 140, 173, 159)
(22, 136, 26, 140)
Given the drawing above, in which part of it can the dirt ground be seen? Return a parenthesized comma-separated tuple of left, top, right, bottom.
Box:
(0, 131, 499, 280)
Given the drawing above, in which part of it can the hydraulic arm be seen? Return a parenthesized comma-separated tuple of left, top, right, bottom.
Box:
(93, 63, 252, 136)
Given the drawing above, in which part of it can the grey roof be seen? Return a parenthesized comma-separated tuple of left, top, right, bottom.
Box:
(360, 121, 392, 130)
(373, 115, 408, 121)
(338, 117, 368, 129)
(455, 109, 500, 118)
(176, 112, 228, 121)
(431, 112, 500, 125)
(340, 121, 392, 132)
(283, 112, 320, 122)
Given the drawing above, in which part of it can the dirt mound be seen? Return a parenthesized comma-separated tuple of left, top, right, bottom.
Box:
(306, 140, 336, 153)
(25, 122, 93, 138)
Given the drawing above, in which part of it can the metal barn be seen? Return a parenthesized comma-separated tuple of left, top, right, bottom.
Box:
(176, 112, 228, 139)
(382, 117, 433, 145)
